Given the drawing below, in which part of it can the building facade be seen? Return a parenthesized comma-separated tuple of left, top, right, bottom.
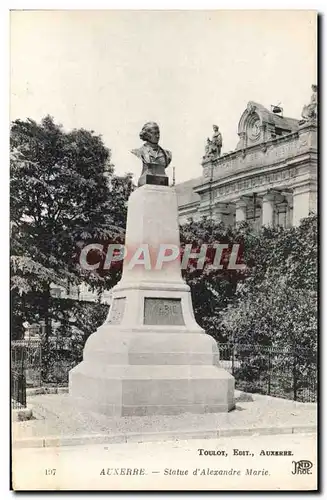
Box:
(50, 282, 112, 305)
(176, 92, 317, 229)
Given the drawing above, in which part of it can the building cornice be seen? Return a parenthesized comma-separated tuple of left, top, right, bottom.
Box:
(202, 130, 300, 167)
(195, 152, 316, 196)
(201, 124, 317, 185)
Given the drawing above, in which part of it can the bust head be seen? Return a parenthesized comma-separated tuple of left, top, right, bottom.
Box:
(213, 124, 219, 132)
(139, 122, 160, 145)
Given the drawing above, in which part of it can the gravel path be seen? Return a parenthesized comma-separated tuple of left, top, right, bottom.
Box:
(13, 392, 317, 442)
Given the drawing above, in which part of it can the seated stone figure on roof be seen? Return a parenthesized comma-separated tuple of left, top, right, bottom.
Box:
(203, 125, 223, 160)
(301, 84, 318, 122)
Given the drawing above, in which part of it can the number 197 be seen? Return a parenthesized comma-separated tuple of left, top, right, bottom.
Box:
(45, 469, 56, 475)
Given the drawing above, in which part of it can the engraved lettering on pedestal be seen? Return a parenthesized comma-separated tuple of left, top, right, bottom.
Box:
(107, 297, 126, 325)
(144, 298, 185, 326)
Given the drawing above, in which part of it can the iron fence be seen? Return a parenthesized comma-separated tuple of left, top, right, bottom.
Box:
(11, 340, 42, 388)
(11, 339, 77, 389)
(11, 369, 26, 409)
(11, 339, 318, 404)
(219, 342, 317, 402)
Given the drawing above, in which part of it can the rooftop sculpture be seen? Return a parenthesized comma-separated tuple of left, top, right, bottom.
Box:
(301, 84, 318, 122)
(203, 124, 223, 160)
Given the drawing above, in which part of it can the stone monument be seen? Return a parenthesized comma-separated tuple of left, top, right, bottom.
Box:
(69, 122, 235, 416)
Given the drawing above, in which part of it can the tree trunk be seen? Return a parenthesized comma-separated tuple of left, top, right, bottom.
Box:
(41, 283, 52, 381)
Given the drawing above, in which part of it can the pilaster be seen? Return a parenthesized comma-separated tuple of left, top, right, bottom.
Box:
(235, 198, 247, 223)
(261, 191, 276, 227)
(292, 181, 317, 226)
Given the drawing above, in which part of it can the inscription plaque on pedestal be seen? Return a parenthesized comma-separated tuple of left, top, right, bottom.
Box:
(144, 298, 185, 326)
(107, 297, 126, 325)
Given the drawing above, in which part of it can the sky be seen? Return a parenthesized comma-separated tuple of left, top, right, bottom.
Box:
(10, 10, 317, 184)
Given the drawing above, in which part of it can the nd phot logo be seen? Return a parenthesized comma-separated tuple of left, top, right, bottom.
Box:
(291, 460, 313, 475)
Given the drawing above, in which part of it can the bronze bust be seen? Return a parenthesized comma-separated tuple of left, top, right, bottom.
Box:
(131, 122, 172, 187)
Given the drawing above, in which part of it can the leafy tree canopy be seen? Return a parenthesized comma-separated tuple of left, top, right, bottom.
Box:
(180, 215, 317, 346)
(10, 115, 133, 295)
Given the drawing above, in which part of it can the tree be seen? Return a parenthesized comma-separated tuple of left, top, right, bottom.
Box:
(179, 217, 248, 341)
(41, 298, 108, 384)
(179, 214, 317, 399)
(219, 215, 317, 399)
(180, 214, 317, 344)
(10, 115, 133, 348)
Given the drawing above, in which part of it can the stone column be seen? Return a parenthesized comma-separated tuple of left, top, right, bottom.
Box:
(287, 203, 293, 229)
(213, 203, 225, 223)
(282, 193, 293, 229)
(292, 181, 317, 226)
(235, 199, 247, 223)
(262, 192, 276, 227)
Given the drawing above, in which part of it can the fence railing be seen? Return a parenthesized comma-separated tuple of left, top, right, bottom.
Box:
(11, 369, 26, 409)
(11, 339, 317, 404)
(11, 339, 77, 389)
(218, 342, 317, 403)
(11, 340, 42, 388)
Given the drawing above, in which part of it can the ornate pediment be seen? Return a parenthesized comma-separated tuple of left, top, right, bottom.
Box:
(236, 101, 299, 150)
(246, 109, 262, 144)
(237, 102, 263, 149)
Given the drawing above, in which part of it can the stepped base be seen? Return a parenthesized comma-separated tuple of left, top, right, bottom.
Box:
(69, 329, 235, 417)
(69, 363, 234, 416)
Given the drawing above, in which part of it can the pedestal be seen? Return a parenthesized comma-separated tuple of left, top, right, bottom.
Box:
(69, 184, 235, 416)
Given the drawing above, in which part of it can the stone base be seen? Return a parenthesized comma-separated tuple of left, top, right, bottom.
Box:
(69, 362, 234, 417)
(69, 329, 235, 417)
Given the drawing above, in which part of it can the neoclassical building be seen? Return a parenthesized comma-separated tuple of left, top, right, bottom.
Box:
(50, 282, 112, 304)
(176, 90, 317, 228)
